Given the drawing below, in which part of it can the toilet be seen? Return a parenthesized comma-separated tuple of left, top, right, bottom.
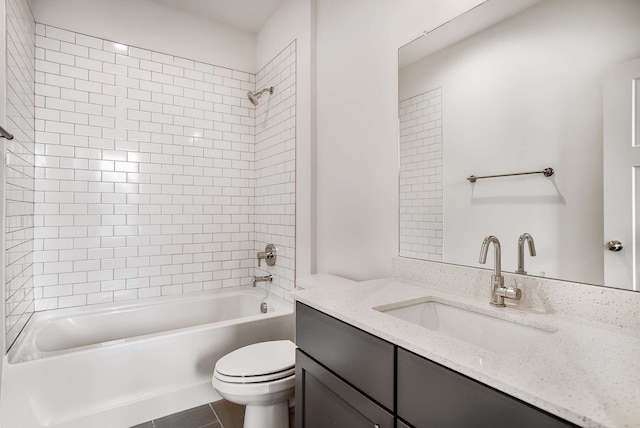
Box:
(212, 340, 296, 428)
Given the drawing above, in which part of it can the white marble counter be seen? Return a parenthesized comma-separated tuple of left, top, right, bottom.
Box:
(293, 276, 640, 428)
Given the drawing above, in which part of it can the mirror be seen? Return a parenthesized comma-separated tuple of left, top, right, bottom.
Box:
(398, 0, 640, 291)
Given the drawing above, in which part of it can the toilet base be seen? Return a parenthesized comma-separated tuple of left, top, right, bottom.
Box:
(244, 401, 289, 428)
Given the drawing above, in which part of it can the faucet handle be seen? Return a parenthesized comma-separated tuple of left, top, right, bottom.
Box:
(496, 278, 522, 301)
(257, 244, 277, 267)
(503, 284, 522, 301)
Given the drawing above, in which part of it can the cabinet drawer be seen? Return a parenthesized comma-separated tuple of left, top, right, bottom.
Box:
(295, 302, 394, 410)
(296, 350, 394, 428)
(397, 348, 577, 428)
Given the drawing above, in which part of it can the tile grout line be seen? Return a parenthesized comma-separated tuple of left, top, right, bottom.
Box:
(209, 402, 224, 428)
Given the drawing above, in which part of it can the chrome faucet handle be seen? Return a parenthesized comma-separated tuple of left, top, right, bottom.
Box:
(257, 244, 277, 267)
(495, 278, 522, 302)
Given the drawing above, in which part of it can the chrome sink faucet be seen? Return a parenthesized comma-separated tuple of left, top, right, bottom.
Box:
(516, 233, 536, 274)
(479, 235, 522, 307)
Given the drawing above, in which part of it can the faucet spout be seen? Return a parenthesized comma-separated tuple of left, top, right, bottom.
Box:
(479, 235, 505, 307)
(479, 235, 501, 277)
(516, 233, 536, 274)
(252, 274, 273, 287)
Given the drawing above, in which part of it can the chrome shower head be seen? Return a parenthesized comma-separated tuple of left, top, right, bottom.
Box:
(247, 87, 274, 106)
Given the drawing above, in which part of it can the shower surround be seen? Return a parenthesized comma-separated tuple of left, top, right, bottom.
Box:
(30, 24, 296, 312)
(5, 0, 36, 349)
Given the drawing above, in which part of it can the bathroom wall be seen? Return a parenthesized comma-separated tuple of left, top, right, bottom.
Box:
(0, 0, 6, 362)
(257, 0, 316, 278)
(254, 41, 297, 299)
(4, 0, 36, 348)
(31, 0, 255, 72)
(398, 88, 443, 261)
(315, 0, 484, 280)
(33, 24, 260, 310)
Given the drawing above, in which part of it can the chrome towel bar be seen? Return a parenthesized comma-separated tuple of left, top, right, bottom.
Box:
(467, 167, 554, 183)
(0, 125, 14, 140)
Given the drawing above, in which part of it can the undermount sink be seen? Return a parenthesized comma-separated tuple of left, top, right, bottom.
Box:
(376, 300, 553, 353)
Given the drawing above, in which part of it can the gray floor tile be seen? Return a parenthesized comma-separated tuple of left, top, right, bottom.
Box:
(211, 400, 245, 428)
(129, 423, 154, 428)
(154, 404, 220, 428)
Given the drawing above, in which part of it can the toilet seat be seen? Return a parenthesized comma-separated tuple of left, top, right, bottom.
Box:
(214, 366, 295, 384)
(214, 340, 296, 384)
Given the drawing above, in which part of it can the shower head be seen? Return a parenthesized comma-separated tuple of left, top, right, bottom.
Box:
(247, 87, 274, 106)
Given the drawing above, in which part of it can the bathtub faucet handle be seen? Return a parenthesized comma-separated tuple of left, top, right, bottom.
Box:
(257, 244, 277, 267)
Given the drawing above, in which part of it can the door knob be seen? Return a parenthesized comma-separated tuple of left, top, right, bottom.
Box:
(607, 240, 623, 251)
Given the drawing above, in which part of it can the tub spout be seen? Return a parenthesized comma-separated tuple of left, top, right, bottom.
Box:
(252, 274, 273, 287)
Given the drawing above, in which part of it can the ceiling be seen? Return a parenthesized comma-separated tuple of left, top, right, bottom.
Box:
(146, 0, 284, 33)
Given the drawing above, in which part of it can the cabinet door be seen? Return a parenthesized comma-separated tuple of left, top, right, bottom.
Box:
(397, 419, 412, 428)
(397, 348, 577, 428)
(295, 350, 393, 428)
(296, 302, 395, 410)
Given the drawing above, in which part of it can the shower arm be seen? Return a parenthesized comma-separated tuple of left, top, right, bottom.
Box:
(253, 87, 273, 97)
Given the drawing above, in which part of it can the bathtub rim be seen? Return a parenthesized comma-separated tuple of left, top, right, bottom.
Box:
(8, 285, 293, 365)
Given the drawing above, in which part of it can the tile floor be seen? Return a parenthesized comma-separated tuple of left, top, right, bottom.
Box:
(130, 400, 294, 428)
(130, 400, 244, 428)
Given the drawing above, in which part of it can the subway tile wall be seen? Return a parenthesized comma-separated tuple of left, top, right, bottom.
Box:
(33, 25, 296, 309)
(398, 88, 443, 261)
(5, 0, 36, 349)
(254, 42, 296, 300)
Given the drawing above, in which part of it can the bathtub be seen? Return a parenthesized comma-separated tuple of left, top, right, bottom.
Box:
(1, 286, 294, 428)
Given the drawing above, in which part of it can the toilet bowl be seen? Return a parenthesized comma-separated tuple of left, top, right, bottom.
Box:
(212, 340, 296, 428)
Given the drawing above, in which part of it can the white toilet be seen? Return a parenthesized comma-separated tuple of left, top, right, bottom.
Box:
(212, 340, 296, 428)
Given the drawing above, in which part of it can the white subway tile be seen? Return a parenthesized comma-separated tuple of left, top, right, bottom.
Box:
(103, 63, 128, 77)
(89, 70, 115, 85)
(76, 56, 102, 71)
(75, 34, 102, 49)
(116, 54, 139, 68)
(45, 50, 74, 66)
(34, 32, 296, 309)
(89, 48, 115, 63)
(103, 41, 128, 55)
(46, 26, 75, 43)
(60, 41, 88, 58)
(87, 292, 114, 305)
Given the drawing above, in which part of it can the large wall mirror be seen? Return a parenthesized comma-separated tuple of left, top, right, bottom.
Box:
(398, 0, 640, 291)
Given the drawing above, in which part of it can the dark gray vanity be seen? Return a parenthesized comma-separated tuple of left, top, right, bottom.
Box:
(295, 302, 576, 428)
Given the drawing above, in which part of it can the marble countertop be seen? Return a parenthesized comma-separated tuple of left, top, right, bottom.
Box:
(293, 277, 640, 428)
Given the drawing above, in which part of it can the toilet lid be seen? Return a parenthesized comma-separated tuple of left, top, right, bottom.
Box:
(215, 340, 296, 378)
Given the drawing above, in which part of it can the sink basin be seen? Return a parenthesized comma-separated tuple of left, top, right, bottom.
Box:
(377, 300, 553, 353)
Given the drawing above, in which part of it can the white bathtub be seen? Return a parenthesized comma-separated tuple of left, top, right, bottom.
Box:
(1, 287, 294, 428)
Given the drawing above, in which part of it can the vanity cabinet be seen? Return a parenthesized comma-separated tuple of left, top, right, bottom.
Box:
(295, 302, 394, 410)
(397, 348, 576, 428)
(296, 350, 394, 428)
(295, 303, 394, 428)
(295, 302, 577, 428)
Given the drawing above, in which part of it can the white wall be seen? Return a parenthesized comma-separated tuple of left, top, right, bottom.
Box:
(399, 0, 640, 285)
(315, 0, 484, 280)
(0, 0, 7, 375)
(31, 0, 256, 73)
(257, 0, 316, 278)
